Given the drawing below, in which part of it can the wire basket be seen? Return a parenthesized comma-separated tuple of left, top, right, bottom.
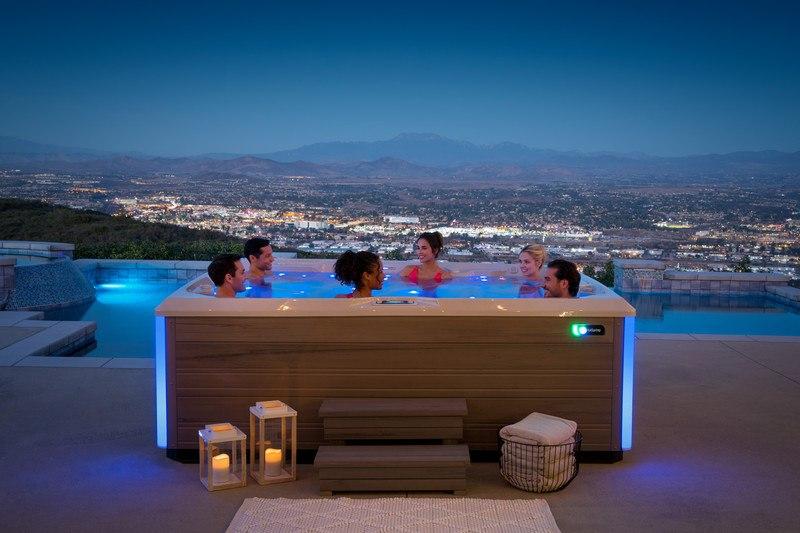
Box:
(499, 431, 582, 492)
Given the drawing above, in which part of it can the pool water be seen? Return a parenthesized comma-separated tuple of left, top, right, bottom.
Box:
(622, 292, 800, 336)
(44, 282, 184, 357)
(234, 272, 555, 299)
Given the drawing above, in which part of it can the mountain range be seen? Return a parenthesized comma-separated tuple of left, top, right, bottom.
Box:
(2, 133, 799, 181)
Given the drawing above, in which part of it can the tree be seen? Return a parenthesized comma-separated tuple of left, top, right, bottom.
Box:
(592, 260, 615, 287)
(732, 255, 752, 273)
(384, 249, 406, 261)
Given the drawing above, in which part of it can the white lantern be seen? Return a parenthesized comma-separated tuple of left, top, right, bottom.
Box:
(198, 423, 247, 491)
(249, 400, 297, 485)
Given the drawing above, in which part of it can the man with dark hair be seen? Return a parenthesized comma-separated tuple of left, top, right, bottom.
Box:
(543, 259, 581, 298)
(243, 237, 274, 285)
(207, 254, 246, 298)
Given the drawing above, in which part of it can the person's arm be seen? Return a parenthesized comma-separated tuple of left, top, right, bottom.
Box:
(439, 267, 454, 280)
(399, 265, 413, 278)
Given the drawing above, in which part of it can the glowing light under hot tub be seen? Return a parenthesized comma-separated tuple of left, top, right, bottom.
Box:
(622, 316, 635, 450)
(155, 315, 167, 448)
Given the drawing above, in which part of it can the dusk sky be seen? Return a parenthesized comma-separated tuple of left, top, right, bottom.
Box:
(1, 1, 798, 156)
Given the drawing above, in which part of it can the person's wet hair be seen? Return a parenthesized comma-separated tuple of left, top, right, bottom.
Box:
(207, 254, 243, 287)
(417, 231, 444, 258)
(547, 259, 581, 297)
(244, 237, 270, 261)
(334, 251, 381, 290)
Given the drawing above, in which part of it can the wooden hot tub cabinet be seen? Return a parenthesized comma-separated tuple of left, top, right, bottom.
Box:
(158, 313, 633, 461)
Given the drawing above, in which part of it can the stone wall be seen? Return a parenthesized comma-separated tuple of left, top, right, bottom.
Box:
(75, 253, 298, 285)
(0, 240, 75, 263)
(0, 257, 15, 309)
(614, 259, 791, 294)
(76, 259, 210, 284)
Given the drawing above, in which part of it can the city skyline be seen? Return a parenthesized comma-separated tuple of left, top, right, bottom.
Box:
(2, 2, 799, 157)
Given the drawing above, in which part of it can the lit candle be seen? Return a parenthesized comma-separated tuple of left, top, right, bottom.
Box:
(212, 453, 230, 484)
(264, 448, 283, 477)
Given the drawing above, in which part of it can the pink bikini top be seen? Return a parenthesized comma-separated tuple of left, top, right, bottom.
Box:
(408, 266, 444, 283)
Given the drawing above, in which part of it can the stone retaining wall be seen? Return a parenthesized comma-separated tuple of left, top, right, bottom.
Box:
(0, 240, 75, 263)
(614, 259, 791, 294)
(0, 258, 14, 309)
(75, 253, 298, 284)
(76, 259, 210, 284)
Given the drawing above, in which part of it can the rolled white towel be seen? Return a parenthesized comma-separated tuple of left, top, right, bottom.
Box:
(499, 412, 577, 445)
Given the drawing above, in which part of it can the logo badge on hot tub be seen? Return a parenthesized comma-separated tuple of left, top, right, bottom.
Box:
(570, 324, 605, 337)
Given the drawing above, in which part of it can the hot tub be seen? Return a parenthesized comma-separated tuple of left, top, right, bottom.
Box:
(155, 259, 636, 461)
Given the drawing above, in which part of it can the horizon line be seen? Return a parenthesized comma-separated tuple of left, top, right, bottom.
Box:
(1, 132, 799, 161)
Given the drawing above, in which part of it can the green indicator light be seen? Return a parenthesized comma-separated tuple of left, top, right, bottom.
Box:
(571, 323, 588, 337)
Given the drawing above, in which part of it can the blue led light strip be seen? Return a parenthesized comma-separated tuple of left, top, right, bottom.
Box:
(622, 316, 635, 450)
(155, 316, 167, 448)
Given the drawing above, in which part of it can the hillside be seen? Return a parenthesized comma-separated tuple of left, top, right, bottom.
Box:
(0, 198, 242, 260)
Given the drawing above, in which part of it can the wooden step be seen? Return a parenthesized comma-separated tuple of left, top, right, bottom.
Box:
(314, 444, 470, 495)
(319, 398, 467, 441)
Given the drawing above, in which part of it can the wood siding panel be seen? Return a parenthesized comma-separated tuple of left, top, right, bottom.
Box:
(176, 369, 612, 388)
(175, 316, 615, 345)
(174, 342, 613, 371)
(166, 315, 625, 454)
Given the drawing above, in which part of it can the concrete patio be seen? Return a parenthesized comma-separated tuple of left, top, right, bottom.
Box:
(1, 336, 799, 532)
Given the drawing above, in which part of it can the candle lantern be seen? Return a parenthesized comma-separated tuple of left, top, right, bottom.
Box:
(249, 400, 297, 485)
(198, 423, 247, 491)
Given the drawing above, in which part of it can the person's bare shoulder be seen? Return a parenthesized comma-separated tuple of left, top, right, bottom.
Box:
(399, 265, 413, 277)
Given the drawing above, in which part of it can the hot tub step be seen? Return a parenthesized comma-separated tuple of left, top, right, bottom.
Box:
(314, 444, 470, 495)
(319, 398, 468, 441)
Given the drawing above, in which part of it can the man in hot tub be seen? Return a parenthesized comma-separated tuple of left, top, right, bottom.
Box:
(543, 259, 581, 298)
(244, 237, 274, 285)
(207, 254, 247, 298)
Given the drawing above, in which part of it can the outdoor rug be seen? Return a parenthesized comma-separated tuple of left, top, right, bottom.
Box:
(226, 497, 560, 532)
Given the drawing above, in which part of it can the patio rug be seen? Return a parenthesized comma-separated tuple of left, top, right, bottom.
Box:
(226, 497, 560, 533)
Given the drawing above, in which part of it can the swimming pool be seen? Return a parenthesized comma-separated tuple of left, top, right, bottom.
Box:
(622, 292, 800, 336)
(44, 281, 184, 357)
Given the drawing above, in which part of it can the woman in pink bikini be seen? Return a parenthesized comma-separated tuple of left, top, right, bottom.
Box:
(399, 231, 453, 283)
(333, 250, 385, 298)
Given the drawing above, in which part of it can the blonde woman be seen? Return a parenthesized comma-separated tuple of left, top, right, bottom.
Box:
(517, 244, 547, 298)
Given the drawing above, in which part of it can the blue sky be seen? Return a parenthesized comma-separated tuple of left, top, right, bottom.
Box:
(1, 1, 798, 156)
